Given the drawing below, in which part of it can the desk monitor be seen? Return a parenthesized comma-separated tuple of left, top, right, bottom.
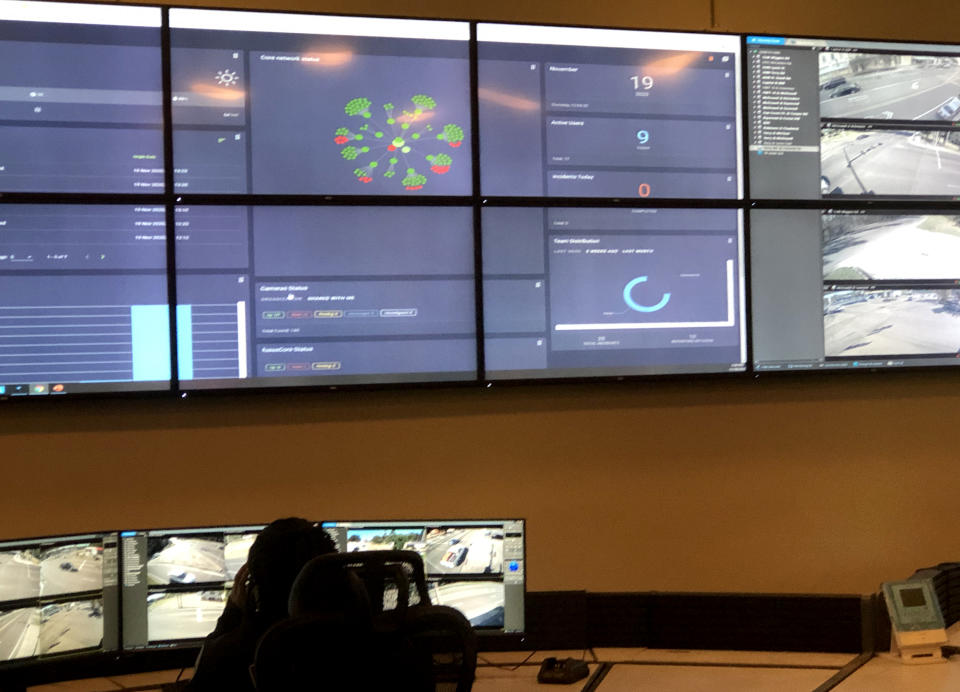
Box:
(478, 23, 742, 199)
(747, 34, 960, 200)
(482, 207, 746, 380)
(752, 208, 960, 372)
(169, 9, 471, 195)
(0, 204, 172, 399)
(323, 519, 526, 634)
(0, 1, 163, 193)
(120, 525, 263, 649)
(0, 532, 118, 665)
(175, 205, 477, 390)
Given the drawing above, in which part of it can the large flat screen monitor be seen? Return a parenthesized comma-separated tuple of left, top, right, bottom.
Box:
(120, 524, 264, 649)
(477, 23, 742, 199)
(483, 207, 746, 379)
(323, 519, 525, 634)
(0, 1, 163, 193)
(748, 34, 960, 200)
(752, 208, 960, 371)
(169, 9, 471, 195)
(0, 532, 118, 665)
(0, 204, 171, 398)
(175, 205, 477, 390)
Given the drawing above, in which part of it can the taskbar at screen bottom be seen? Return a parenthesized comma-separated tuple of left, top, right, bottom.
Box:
(0, 381, 170, 398)
(487, 362, 746, 381)
(179, 371, 478, 391)
(755, 356, 960, 372)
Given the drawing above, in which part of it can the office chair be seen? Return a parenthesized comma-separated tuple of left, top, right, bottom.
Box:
(250, 550, 476, 691)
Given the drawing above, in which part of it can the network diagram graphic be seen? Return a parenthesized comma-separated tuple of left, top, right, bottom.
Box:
(333, 94, 465, 190)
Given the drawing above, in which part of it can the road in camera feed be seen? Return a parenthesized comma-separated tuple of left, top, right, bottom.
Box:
(38, 601, 102, 655)
(823, 215, 960, 280)
(422, 529, 503, 575)
(821, 129, 960, 196)
(824, 290, 960, 356)
(0, 552, 40, 602)
(0, 608, 39, 661)
(40, 545, 102, 597)
(147, 538, 226, 585)
(820, 58, 960, 121)
(147, 591, 225, 642)
(224, 534, 256, 581)
(431, 581, 504, 627)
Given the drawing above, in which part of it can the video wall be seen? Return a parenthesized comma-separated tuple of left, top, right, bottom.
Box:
(2, 0, 960, 399)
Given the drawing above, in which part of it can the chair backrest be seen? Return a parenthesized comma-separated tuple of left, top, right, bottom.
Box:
(406, 605, 478, 692)
(290, 550, 432, 625)
(251, 550, 476, 691)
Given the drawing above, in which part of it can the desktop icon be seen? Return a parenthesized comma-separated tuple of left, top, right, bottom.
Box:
(30, 383, 49, 395)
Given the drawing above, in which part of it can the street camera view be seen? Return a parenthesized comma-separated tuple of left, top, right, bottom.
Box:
(39, 544, 102, 597)
(345, 527, 504, 575)
(824, 288, 960, 356)
(146, 536, 226, 585)
(0, 543, 102, 603)
(146, 590, 225, 642)
(0, 607, 38, 661)
(38, 600, 102, 656)
(0, 551, 40, 602)
(224, 533, 256, 581)
(0, 599, 104, 662)
(819, 52, 960, 121)
(429, 580, 504, 627)
(820, 126, 960, 196)
(823, 213, 960, 280)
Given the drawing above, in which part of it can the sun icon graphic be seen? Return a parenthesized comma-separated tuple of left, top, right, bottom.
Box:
(215, 69, 239, 87)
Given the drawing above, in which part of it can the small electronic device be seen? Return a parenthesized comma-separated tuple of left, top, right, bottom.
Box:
(537, 657, 589, 684)
(882, 578, 948, 664)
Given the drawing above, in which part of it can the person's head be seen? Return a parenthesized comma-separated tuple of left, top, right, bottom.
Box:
(245, 517, 336, 624)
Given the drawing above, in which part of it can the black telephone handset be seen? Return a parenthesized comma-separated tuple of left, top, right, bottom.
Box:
(537, 656, 590, 684)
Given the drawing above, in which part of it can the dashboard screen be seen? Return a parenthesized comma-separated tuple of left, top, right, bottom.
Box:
(176, 205, 477, 389)
(748, 35, 960, 200)
(752, 209, 960, 371)
(0, 532, 118, 664)
(170, 9, 471, 195)
(0, 1, 163, 193)
(0, 204, 171, 398)
(483, 207, 746, 379)
(478, 24, 742, 199)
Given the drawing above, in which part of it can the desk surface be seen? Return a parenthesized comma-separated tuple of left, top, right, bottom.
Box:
(27, 649, 859, 692)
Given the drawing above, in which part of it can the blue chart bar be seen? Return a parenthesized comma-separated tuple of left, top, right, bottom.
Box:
(131, 305, 170, 381)
(176, 305, 194, 380)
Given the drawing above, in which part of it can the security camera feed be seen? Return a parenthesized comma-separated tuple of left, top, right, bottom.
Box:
(429, 580, 504, 628)
(147, 534, 226, 585)
(0, 533, 118, 664)
(121, 525, 263, 648)
(38, 600, 103, 656)
(478, 24, 742, 199)
(169, 9, 470, 195)
(176, 205, 477, 391)
(0, 2, 163, 193)
(819, 52, 960, 121)
(753, 209, 960, 371)
(146, 589, 227, 643)
(0, 607, 39, 661)
(0, 204, 171, 399)
(482, 207, 746, 380)
(820, 126, 960, 197)
(325, 519, 525, 633)
(747, 35, 960, 200)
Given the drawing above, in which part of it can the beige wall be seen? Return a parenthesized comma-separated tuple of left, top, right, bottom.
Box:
(6, 0, 960, 596)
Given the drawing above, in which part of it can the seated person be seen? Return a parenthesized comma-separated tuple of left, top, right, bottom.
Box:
(187, 517, 336, 692)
